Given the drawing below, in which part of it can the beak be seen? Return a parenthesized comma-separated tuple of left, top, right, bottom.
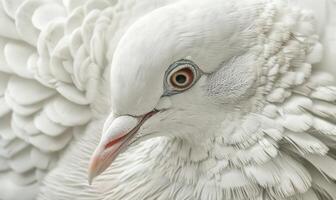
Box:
(88, 111, 157, 184)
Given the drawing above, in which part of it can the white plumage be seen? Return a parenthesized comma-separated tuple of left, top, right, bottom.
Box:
(0, 0, 336, 199)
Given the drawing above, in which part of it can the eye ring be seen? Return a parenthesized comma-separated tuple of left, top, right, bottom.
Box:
(163, 59, 202, 96)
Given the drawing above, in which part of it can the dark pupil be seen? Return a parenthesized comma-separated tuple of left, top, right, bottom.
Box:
(175, 74, 187, 84)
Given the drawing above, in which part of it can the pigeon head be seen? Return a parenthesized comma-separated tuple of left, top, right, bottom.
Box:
(89, 0, 266, 182)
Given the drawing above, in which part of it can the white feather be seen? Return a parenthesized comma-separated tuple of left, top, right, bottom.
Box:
(7, 77, 54, 105)
(15, 0, 44, 46)
(280, 114, 313, 132)
(305, 155, 336, 180)
(284, 131, 329, 155)
(311, 86, 336, 101)
(4, 42, 35, 78)
(28, 130, 73, 153)
(8, 148, 34, 174)
(32, 3, 66, 30)
(313, 117, 336, 136)
(0, 0, 335, 199)
(44, 97, 91, 126)
(0, 4, 20, 40)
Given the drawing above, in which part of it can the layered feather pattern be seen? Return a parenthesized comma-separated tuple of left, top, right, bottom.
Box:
(0, 0, 176, 199)
(0, 0, 336, 200)
(0, 0, 105, 198)
(84, 1, 336, 200)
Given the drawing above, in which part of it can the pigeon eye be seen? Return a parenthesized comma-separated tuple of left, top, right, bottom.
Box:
(163, 59, 202, 96)
(169, 67, 194, 90)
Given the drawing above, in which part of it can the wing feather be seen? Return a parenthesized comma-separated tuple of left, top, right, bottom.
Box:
(7, 77, 55, 105)
(0, 3, 20, 40)
(283, 131, 329, 155)
(15, 0, 45, 46)
(0, 0, 334, 199)
(34, 112, 67, 137)
(0, 0, 104, 198)
(9, 148, 35, 174)
(4, 42, 35, 78)
(28, 130, 73, 152)
(305, 155, 336, 180)
(12, 114, 39, 136)
(44, 97, 91, 126)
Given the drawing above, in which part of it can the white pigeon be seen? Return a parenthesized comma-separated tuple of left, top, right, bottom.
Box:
(0, 0, 336, 199)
